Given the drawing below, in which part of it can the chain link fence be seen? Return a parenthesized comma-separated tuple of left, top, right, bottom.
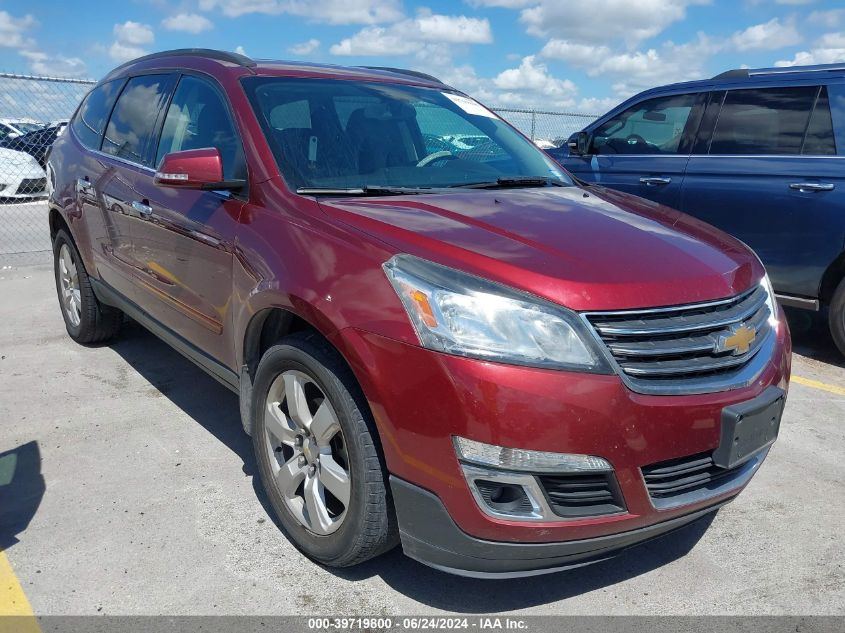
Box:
(0, 72, 597, 267)
(0, 73, 95, 266)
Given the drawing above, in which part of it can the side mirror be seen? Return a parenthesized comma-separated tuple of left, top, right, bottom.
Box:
(154, 147, 245, 191)
(567, 131, 590, 155)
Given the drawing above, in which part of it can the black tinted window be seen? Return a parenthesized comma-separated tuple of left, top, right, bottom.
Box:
(102, 75, 172, 166)
(710, 87, 817, 155)
(592, 93, 700, 155)
(71, 79, 123, 150)
(155, 76, 245, 179)
(803, 87, 836, 155)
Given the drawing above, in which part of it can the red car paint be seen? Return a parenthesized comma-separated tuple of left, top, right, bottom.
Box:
(48, 52, 791, 566)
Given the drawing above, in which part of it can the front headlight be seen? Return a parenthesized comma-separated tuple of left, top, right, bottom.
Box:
(383, 254, 608, 371)
(761, 273, 779, 331)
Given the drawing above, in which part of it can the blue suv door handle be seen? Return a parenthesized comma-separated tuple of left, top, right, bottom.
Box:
(640, 177, 672, 186)
(789, 182, 835, 193)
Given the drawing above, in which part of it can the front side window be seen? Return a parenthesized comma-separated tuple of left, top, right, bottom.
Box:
(102, 74, 173, 166)
(592, 93, 701, 155)
(709, 86, 817, 155)
(155, 75, 246, 179)
(71, 79, 124, 150)
(242, 77, 569, 190)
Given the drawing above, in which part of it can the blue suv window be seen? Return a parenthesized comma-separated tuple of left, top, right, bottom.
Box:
(802, 87, 836, 155)
(591, 93, 702, 155)
(709, 86, 825, 155)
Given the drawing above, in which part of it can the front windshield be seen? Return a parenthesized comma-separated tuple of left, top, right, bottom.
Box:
(242, 77, 571, 190)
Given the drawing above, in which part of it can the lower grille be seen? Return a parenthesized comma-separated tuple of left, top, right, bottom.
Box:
(641, 451, 753, 506)
(16, 177, 46, 194)
(585, 284, 774, 394)
(538, 472, 625, 518)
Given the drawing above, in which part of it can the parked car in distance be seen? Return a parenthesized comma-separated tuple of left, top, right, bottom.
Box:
(0, 118, 43, 141)
(1, 121, 68, 167)
(0, 147, 48, 199)
(48, 49, 791, 578)
(555, 63, 845, 356)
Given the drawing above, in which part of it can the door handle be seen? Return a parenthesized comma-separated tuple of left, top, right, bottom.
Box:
(640, 176, 672, 186)
(789, 182, 834, 193)
(129, 200, 153, 217)
(76, 177, 92, 194)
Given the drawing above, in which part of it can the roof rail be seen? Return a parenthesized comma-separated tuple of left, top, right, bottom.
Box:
(359, 66, 443, 84)
(712, 62, 845, 80)
(112, 48, 256, 73)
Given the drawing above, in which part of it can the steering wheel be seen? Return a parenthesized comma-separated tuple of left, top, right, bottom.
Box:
(417, 151, 459, 167)
(625, 134, 647, 146)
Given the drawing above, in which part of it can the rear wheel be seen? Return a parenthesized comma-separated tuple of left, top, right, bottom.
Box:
(251, 332, 398, 566)
(829, 277, 845, 357)
(52, 229, 122, 344)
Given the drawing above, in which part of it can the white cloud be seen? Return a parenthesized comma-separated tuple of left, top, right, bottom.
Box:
(109, 21, 154, 62)
(808, 9, 845, 27)
(731, 17, 801, 51)
(330, 12, 492, 56)
(234, 45, 247, 56)
(466, 0, 533, 7)
(541, 16, 803, 98)
(113, 21, 154, 46)
(542, 33, 719, 97)
(199, 0, 403, 24)
(0, 10, 36, 48)
(519, 0, 708, 46)
(289, 39, 320, 55)
(775, 32, 845, 67)
(19, 50, 87, 77)
(162, 13, 214, 34)
(493, 55, 578, 107)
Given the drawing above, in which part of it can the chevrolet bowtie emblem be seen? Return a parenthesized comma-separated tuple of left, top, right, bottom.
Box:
(716, 324, 757, 355)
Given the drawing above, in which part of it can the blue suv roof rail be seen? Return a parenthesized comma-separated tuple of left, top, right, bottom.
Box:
(712, 63, 845, 80)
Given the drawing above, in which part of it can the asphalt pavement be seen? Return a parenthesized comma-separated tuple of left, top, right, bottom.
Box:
(0, 264, 843, 616)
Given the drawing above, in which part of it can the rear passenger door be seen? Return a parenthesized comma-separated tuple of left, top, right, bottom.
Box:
(130, 74, 246, 368)
(563, 92, 704, 209)
(680, 85, 844, 300)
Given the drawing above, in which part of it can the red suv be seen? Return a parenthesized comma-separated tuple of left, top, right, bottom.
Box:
(47, 49, 791, 578)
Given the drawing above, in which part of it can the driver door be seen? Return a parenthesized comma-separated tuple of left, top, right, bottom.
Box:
(564, 92, 705, 209)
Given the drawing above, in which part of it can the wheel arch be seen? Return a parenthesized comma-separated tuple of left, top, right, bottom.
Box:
(819, 250, 845, 306)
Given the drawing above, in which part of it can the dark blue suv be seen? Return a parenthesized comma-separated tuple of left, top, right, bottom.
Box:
(556, 63, 845, 356)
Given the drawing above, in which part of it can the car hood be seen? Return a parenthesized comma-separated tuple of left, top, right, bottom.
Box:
(317, 185, 763, 311)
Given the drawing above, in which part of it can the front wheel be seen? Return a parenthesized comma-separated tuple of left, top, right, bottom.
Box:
(829, 277, 845, 357)
(251, 332, 398, 567)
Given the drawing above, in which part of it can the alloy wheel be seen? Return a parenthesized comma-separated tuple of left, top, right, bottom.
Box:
(263, 370, 351, 535)
(58, 243, 82, 328)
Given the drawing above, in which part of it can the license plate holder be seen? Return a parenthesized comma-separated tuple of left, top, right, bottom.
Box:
(713, 386, 785, 469)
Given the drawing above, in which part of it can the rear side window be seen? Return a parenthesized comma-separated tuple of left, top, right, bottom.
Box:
(155, 75, 246, 179)
(102, 74, 173, 166)
(709, 87, 817, 155)
(802, 87, 836, 155)
(592, 93, 701, 155)
(71, 79, 124, 150)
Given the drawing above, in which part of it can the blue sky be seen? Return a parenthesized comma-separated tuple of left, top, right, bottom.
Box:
(1, 0, 844, 113)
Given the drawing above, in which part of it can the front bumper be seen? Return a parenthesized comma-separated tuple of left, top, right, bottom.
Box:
(391, 475, 731, 578)
(330, 314, 790, 572)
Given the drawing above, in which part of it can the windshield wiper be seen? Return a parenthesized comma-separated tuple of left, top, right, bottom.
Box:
(296, 186, 433, 196)
(450, 177, 568, 189)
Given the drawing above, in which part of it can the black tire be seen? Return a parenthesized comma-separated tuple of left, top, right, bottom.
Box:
(829, 277, 845, 357)
(251, 332, 398, 567)
(52, 229, 122, 344)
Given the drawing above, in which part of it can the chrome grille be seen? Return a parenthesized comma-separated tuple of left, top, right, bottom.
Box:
(585, 285, 775, 395)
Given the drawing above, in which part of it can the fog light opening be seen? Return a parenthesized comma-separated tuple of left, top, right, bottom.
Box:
(474, 479, 534, 515)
